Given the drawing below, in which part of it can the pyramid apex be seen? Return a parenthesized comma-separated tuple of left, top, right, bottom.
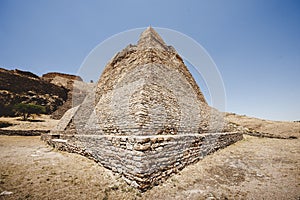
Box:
(138, 27, 168, 50)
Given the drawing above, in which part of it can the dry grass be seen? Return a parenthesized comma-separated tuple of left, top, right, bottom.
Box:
(225, 113, 300, 138)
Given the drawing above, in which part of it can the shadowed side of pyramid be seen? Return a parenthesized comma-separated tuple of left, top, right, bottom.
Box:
(42, 27, 243, 191)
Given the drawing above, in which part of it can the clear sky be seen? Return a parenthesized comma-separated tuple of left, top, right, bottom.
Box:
(0, 0, 299, 121)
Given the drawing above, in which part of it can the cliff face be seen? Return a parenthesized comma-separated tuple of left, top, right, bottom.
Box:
(0, 68, 68, 116)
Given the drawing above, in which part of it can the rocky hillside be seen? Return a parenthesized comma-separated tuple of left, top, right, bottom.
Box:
(0, 68, 68, 116)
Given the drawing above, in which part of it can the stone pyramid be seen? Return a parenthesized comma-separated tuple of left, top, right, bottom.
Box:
(43, 27, 242, 190)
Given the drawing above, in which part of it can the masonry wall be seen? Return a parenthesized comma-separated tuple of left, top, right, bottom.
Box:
(93, 63, 214, 136)
(43, 132, 243, 190)
(0, 129, 49, 136)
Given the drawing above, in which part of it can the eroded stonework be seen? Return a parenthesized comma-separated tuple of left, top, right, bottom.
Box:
(42, 27, 243, 190)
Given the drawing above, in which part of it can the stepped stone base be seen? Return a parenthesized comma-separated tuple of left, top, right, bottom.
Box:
(41, 132, 243, 190)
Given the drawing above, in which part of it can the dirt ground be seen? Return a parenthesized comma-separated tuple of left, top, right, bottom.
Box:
(0, 134, 299, 200)
(0, 114, 299, 199)
(0, 115, 58, 131)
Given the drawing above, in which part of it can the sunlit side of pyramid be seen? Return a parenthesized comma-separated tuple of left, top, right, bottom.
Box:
(42, 27, 242, 190)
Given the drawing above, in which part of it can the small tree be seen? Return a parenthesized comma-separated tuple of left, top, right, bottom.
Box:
(13, 103, 46, 121)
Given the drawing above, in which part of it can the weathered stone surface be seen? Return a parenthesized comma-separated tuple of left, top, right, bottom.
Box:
(94, 27, 213, 135)
(44, 132, 243, 191)
(43, 27, 243, 190)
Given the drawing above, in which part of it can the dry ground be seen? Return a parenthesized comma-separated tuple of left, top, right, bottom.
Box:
(0, 114, 299, 199)
(0, 115, 58, 131)
(225, 113, 300, 138)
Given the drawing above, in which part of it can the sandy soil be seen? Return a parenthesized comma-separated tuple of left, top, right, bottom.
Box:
(0, 134, 299, 200)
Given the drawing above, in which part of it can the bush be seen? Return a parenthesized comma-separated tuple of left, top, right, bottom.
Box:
(13, 103, 46, 121)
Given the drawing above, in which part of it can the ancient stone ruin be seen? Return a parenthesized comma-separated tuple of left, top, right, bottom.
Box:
(42, 27, 243, 191)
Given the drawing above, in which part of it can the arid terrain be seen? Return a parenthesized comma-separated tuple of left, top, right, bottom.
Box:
(0, 114, 299, 199)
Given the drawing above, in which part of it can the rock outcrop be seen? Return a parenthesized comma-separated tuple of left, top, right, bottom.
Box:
(42, 72, 83, 82)
(43, 27, 243, 190)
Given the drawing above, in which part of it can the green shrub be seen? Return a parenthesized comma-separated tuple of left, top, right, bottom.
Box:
(13, 103, 46, 121)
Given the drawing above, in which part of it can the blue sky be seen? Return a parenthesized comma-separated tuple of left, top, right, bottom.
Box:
(0, 0, 299, 121)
